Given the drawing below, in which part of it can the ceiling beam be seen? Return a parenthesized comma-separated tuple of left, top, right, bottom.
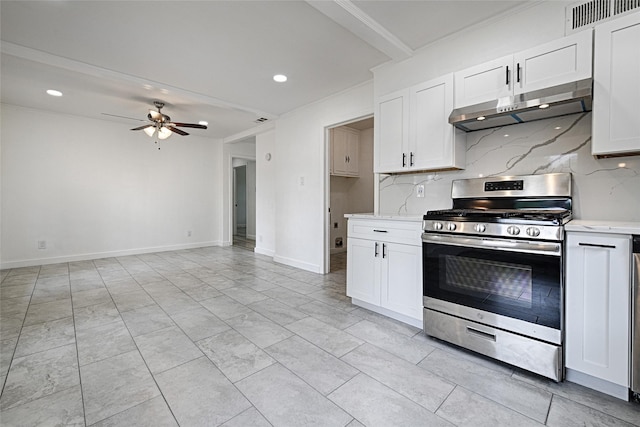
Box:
(305, 0, 414, 61)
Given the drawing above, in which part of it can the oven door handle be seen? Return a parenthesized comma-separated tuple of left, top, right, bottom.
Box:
(422, 233, 562, 256)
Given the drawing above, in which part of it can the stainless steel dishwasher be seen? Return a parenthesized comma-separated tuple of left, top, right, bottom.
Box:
(632, 235, 640, 400)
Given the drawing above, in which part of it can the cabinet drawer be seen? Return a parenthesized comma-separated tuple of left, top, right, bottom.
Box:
(347, 219, 422, 246)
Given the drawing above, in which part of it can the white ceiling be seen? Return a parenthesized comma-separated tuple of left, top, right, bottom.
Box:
(0, 1, 531, 140)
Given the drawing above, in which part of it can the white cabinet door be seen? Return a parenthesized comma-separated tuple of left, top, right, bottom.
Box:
(347, 237, 380, 305)
(380, 242, 422, 320)
(454, 55, 512, 108)
(411, 74, 464, 171)
(375, 89, 409, 173)
(514, 30, 592, 95)
(346, 128, 359, 175)
(565, 232, 631, 387)
(592, 12, 640, 157)
(331, 127, 359, 177)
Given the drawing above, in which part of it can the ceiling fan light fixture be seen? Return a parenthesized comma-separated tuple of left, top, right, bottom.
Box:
(143, 127, 156, 137)
(158, 126, 172, 140)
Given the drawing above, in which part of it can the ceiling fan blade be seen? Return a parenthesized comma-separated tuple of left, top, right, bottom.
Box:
(172, 122, 208, 129)
(102, 113, 146, 122)
(131, 124, 154, 131)
(167, 126, 189, 136)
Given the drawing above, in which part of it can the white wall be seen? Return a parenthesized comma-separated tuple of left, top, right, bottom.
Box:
(255, 129, 276, 257)
(274, 81, 374, 273)
(1, 104, 223, 268)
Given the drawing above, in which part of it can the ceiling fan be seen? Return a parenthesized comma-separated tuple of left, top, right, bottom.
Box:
(130, 101, 207, 140)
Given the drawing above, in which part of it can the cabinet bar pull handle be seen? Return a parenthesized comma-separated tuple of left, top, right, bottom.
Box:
(410, 152, 414, 167)
(382, 243, 387, 258)
(578, 243, 616, 249)
(505, 65, 510, 85)
(374, 242, 379, 257)
(516, 63, 521, 83)
(402, 153, 407, 167)
(373, 229, 388, 233)
(467, 327, 496, 342)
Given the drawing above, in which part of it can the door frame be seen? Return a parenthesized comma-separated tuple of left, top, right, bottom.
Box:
(228, 155, 256, 246)
(323, 113, 375, 274)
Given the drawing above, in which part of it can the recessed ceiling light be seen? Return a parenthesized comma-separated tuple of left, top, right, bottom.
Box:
(476, 116, 486, 121)
(273, 74, 287, 83)
(503, 134, 509, 137)
(554, 126, 562, 130)
(539, 103, 550, 109)
(198, 121, 208, 126)
(618, 163, 626, 168)
(46, 89, 63, 97)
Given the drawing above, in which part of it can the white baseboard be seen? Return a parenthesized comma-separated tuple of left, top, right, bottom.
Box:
(0, 241, 222, 269)
(566, 368, 629, 401)
(254, 247, 275, 257)
(273, 254, 322, 274)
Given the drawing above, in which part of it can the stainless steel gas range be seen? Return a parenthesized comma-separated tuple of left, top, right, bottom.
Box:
(422, 173, 572, 381)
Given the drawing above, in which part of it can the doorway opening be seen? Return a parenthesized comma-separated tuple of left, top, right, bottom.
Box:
(232, 158, 256, 251)
(325, 116, 375, 273)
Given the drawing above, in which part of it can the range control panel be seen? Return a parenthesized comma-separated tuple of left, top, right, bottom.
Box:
(484, 180, 524, 192)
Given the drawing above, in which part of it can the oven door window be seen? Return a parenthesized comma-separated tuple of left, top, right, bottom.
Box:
(423, 241, 561, 329)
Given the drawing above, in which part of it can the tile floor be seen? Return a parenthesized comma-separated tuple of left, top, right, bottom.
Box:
(1, 247, 639, 426)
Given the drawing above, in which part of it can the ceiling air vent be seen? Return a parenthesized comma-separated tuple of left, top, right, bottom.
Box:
(566, 0, 639, 33)
(254, 117, 269, 123)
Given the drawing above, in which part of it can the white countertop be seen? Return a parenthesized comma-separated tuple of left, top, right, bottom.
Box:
(344, 213, 423, 222)
(565, 220, 640, 235)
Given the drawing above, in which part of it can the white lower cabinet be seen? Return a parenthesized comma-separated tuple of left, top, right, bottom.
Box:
(565, 231, 631, 399)
(346, 218, 422, 327)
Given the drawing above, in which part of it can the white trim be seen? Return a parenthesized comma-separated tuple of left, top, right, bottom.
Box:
(0, 242, 222, 269)
(273, 255, 322, 274)
(254, 247, 275, 257)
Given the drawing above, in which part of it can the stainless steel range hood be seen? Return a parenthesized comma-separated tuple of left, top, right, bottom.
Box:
(449, 78, 592, 132)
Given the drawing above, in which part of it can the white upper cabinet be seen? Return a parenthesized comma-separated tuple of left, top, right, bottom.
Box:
(453, 55, 513, 108)
(375, 89, 409, 173)
(592, 12, 640, 158)
(375, 74, 465, 174)
(410, 74, 465, 171)
(331, 127, 359, 177)
(454, 30, 593, 108)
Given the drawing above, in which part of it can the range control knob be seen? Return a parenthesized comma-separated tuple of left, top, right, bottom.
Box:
(507, 226, 520, 235)
(447, 223, 457, 231)
(526, 227, 541, 237)
(433, 222, 443, 231)
(474, 224, 486, 233)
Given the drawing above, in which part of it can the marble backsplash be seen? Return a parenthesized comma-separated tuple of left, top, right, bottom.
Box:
(379, 112, 640, 221)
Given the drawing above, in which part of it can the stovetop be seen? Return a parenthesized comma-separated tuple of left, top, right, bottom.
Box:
(424, 208, 572, 225)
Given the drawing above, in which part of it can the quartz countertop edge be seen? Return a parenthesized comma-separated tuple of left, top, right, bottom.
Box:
(565, 220, 640, 235)
(344, 213, 423, 222)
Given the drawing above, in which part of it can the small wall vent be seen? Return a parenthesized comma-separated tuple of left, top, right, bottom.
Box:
(254, 117, 269, 123)
(566, 0, 640, 33)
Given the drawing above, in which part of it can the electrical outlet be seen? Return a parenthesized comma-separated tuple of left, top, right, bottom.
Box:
(416, 184, 425, 198)
(37, 240, 47, 250)
(187, 230, 192, 237)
